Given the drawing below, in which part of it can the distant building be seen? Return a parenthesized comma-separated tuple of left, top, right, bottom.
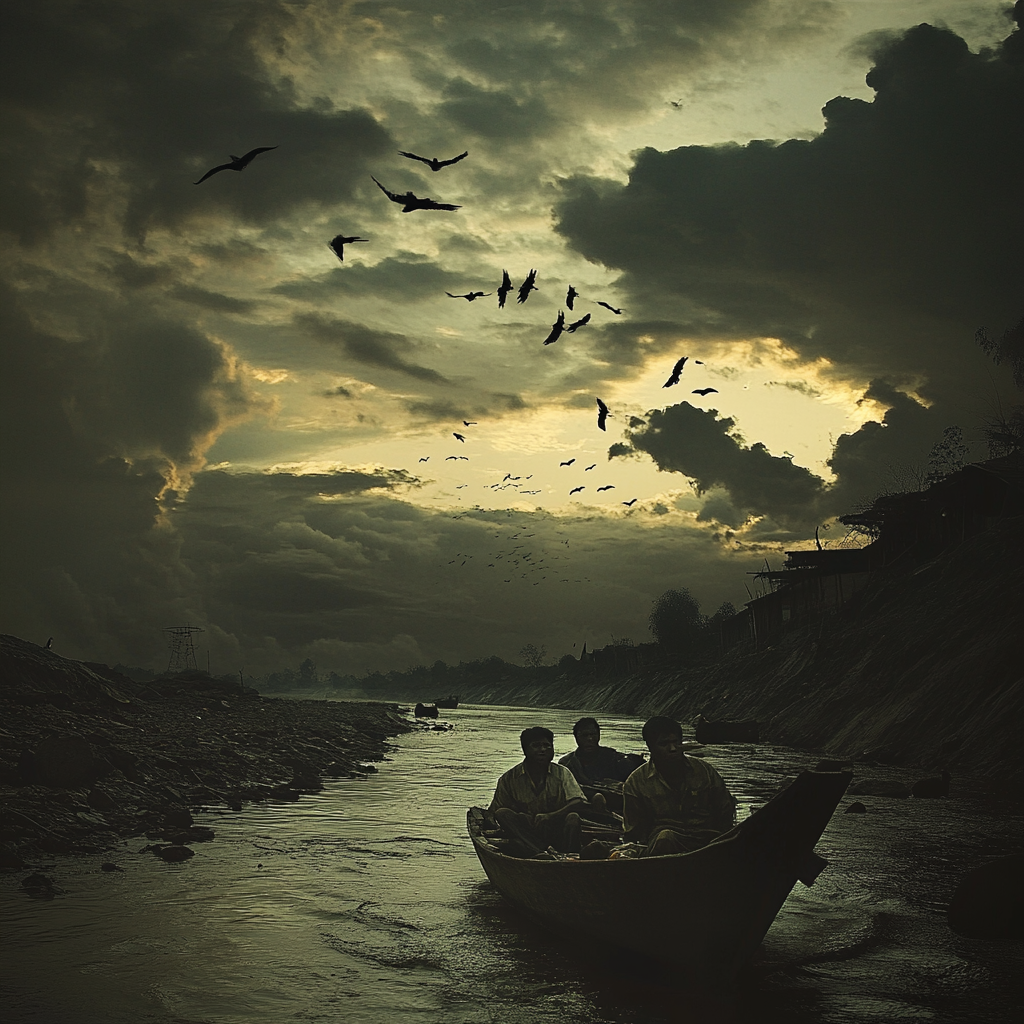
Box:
(741, 456, 1023, 650)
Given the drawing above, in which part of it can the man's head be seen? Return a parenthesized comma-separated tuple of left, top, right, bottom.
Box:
(642, 716, 684, 764)
(520, 726, 555, 763)
(573, 717, 600, 752)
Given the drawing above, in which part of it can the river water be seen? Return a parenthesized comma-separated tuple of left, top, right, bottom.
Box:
(1, 703, 1021, 1023)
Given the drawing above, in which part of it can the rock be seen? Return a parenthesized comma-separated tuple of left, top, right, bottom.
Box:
(847, 779, 912, 798)
(21, 872, 60, 897)
(100, 862, 123, 872)
(845, 801, 868, 814)
(948, 855, 1024, 941)
(32, 736, 101, 789)
(87, 787, 117, 812)
(268, 785, 300, 801)
(156, 845, 195, 862)
(911, 770, 950, 798)
(162, 805, 193, 830)
(694, 715, 760, 744)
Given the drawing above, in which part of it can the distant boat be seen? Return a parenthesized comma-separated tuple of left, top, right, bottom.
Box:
(469, 769, 851, 983)
(433, 695, 460, 709)
(694, 714, 760, 744)
(415, 702, 439, 718)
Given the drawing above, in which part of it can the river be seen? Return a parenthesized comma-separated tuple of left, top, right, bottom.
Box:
(1, 703, 1020, 1023)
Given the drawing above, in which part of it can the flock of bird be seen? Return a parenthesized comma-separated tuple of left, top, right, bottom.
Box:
(194, 143, 725, 508)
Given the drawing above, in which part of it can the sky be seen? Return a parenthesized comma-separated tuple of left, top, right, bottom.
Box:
(1, 0, 1021, 678)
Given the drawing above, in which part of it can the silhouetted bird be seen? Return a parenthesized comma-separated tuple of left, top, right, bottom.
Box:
(328, 234, 369, 262)
(584, 464, 596, 471)
(453, 432, 466, 442)
(663, 356, 687, 388)
(398, 150, 468, 171)
(419, 457, 429, 462)
(566, 286, 579, 310)
(446, 291, 490, 301)
(911, 771, 950, 798)
(517, 270, 538, 304)
(372, 176, 460, 212)
(463, 420, 477, 426)
(570, 486, 584, 495)
(694, 360, 704, 364)
(597, 485, 615, 491)
(566, 313, 590, 333)
(560, 459, 576, 467)
(596, 398, 609, 431)
(445, 456, 458, 460)
(542, 311, 565, 345)
(622, 498, 637, 506)
(194, 146, 277, 184)
(692, 387, 718, 396)
(497, 270, 513, 308)
(596, 301, 622, 314)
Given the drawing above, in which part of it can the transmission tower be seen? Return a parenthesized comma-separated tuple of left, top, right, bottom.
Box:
(164, 625, 204, 673)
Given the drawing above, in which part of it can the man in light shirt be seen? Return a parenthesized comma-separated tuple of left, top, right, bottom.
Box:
(490, 726, 586, 856)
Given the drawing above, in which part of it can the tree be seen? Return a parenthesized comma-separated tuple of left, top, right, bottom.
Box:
(926, 426, 969, 483)
(520, 643, 547, 669)
(649, 588, 706, 655)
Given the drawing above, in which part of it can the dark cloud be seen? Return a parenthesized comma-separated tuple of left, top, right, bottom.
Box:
(555, 19, 1024, 376)
(615, 401, 827, 527)
(169, 285, 259, 314)
(296, 313, 448, 383)
(437, 78, 555, 141)
(0, 0, 394, 242)
(273, 254, 463, 304)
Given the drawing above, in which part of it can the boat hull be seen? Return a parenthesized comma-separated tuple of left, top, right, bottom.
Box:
(469, 769, 851, 981)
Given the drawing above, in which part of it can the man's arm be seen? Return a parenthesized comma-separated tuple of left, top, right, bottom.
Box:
(535, 796, 585, 825)
(621, 775, 653, 844)
(488, 772, 515, 813)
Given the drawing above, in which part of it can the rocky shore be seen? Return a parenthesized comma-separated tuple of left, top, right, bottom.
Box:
(0, 634, 411, 873)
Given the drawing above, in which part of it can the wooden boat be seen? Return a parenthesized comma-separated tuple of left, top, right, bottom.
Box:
(433, 694, 460, 709)
(414, 702, 439, 718)
(694, 714, 760, 744)
(468, 769, 852, 982)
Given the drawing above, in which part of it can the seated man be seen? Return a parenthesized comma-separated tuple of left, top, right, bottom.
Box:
(622, 715, 736, 856)
(490, 726, 586, 856)
(558, 717, 640, 786)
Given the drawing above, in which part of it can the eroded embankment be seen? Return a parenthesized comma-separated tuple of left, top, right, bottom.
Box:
(458, 521, 1023, 780)
(0, 634, 410, 868)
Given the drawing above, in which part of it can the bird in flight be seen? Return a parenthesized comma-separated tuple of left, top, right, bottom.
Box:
(517, 270, 538, 304)
(566, 313, 591, 334)
(328, 234, 369, 262)
(570, 486, 585, 495)
(663, 356, 688, 388)
(694, 360, 704, 365)
(585, 464, 596, 471)
(622, 498, 638, 506)
(560, 459, 576, 467)
(445, 455, 458, 460)
(194, 146, 277, 184)
(453, 432, 466, 442)
(463, 420, 477, 426)
(419, 457, 429, 462)
(398, 150, 468, 171)
(692, 387, 719, 396)
(597, 485, 615, 492)
(566, 286, 578, 310)
(596, 301, 622, 315)
(596, 398, 609, 431)
(446, 291, 491, 301)
(542, 311, 565, 346)
(372, 176, 460, 212)
(497, 270, 513, 308)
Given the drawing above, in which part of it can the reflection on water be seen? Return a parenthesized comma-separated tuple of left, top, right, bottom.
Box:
(1, 704, 1020, 1023)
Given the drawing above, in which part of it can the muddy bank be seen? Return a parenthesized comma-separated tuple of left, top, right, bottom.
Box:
(0, 634, 410, 870)
(456, 521, 1023, 783)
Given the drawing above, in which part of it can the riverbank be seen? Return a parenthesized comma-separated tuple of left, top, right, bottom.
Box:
(453, 519, 1023, 784)
(0, 634, 410, 869)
